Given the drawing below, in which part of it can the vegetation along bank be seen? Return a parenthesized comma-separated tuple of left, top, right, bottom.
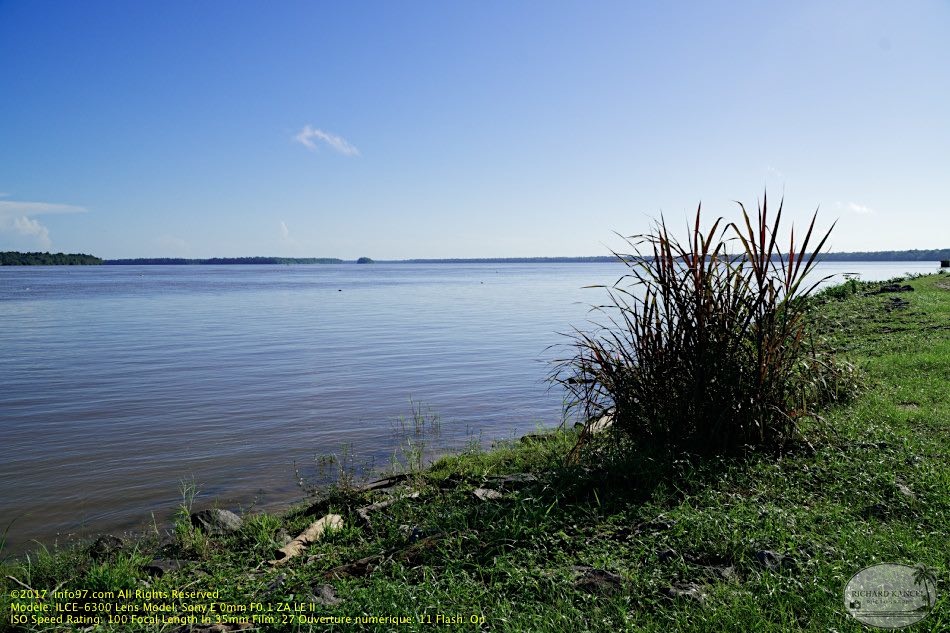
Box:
(2, 234, 948, 631)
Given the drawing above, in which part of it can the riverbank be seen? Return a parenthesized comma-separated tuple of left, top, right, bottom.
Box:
(3, 273, 948, 632)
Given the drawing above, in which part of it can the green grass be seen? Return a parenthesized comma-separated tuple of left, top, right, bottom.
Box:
(2, 274, 948, 632)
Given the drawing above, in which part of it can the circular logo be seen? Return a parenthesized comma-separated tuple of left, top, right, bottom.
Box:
(844, 563, 937, 629)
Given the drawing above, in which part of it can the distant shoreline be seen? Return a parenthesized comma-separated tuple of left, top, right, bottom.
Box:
(3, 249, 950, 266)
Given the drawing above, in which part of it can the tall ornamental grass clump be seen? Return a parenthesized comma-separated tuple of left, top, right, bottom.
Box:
(557, 196, 851, 456)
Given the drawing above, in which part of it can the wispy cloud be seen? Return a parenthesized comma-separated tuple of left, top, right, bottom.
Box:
(0, 198, 87, 250)
(836, 201, 874, 215)
(278, 220, 302, 251)
(293, 125, 360, 156)
(0, 200, 86, 215)
(12, 216, 52, 249)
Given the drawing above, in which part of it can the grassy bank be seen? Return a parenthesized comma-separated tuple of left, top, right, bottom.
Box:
(3, 274, 948, 632)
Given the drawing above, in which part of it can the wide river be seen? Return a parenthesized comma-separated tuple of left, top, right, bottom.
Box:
(0, 261, 939, 554)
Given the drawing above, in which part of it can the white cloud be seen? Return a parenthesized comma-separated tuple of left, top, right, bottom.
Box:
(280, 220, 291, 240)
(837, 201, 874, 215)
(0, 198, 86, 250)
(293, 125, 360, 156)
(12, 216, 51, 249)
(0, 200, 86, 216)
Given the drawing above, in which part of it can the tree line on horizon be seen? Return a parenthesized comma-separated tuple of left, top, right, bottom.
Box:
(3, 249, 949, 266)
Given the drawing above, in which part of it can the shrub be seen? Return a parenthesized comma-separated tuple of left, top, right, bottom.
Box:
(555, 195, 849, 456)
(816, 277, 861, 302)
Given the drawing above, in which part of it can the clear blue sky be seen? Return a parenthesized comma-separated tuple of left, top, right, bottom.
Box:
(1, 1, 947, 259)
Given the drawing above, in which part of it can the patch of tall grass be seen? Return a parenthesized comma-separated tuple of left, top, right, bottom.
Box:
(556, 195, 856, 456)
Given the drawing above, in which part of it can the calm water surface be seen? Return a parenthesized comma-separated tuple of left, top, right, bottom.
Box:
(0, 261, 939, 553)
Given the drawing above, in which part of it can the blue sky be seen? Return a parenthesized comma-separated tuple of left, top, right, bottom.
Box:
(1, 1, 947, 259)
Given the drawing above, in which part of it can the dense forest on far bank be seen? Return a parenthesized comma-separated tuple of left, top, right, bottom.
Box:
(0, 251, 103, 265)
(816, 248, 950, 261)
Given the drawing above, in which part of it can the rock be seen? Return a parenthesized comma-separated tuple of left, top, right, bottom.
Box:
(157, 533, 177, 552)
(572, 566, 623, 595)
(754, 550, 783, 570)
(473, 488, 503, 501)
(144, 559, 194, 577)
(663, 582, 706, 603)
(190, 509, 243, 536)
(265, 573, 287, 592)
(309, 584, 341, 606)
(88, 535, 124, 561)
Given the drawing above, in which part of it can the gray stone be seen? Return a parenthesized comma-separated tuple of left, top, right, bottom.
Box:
(88, 535, 124, 561)
(473, 488, 503, 501)
(190, 509, 243, 536)
(265, 573, 287, 592)
(754, 550, 783, 570)
(309, 584, 341, 606)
